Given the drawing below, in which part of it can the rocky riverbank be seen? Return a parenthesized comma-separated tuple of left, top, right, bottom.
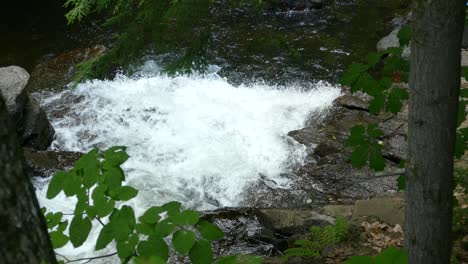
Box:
(0, 1, 418, 262)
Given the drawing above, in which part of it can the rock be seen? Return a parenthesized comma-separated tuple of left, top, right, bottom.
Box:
(20, 98, 55, 149)
(462, 49, 468, 67)
(380, 103, 408, 161)
(201, 208, 281, 256)
(321, 205, 353, 218)
(333, 95, 368, 111)
(352, 194, 405, 226)
(376, 28, 400, 51)
(0, 66, 55, 150)
(0, 66, 29, 119)
(23, 148, 82, 177)
(28, 45, 107, 93)
(259, 208, 334, 235)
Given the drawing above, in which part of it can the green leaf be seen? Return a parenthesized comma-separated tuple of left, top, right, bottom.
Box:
(189, 239, 212, 264)
(75, 149, 101, 188)
(374, 247, 408, 264)
(136, 223, 155, 236)
(69, 215, 92, 247)
(462, 66, 468, 81)
(347, 125, 366, 146)
(379, 77, 393, 91)
(368, 94, 386, 114)
(96, 223, 114, 250)
(367, 124, 384, 138)
(111, 206, 136, 242)
(457, 100, 467, 128)
(46, 212, 63, 229)
(369, 146, 385, 171)
(57, 220, 69, 232)
(137, 236, 169, 261)
(50, 231, 69, 249)
(104, 146, 129, 166)
(397, 175, 406, 191)
(386, 88, 408, 114)
(343, 255, 374, 264)
(117, 234, 139, 259)
(356, 73, 379, 95)
(367, 52, 381, 68)
(455, 131, 466, 159)
(63, 173, 83, 197)
(161, 201, 182, 216)
(460, 89, 468, 98)
(340, 63, 368, 87)
(172, 230, 197, 255)
(397, 26, 411, 46)
(103, 164, 125, 190)
(154, 218, 176, 237)
(197, 220, 224, 241)
(110, 186, 139, 201)
(47, 171, 67, 199)
(350, 145, 368, 168)
(139, 207, 164, 224)
(172, 210, 199, 226)
(91, 185, 115, 217)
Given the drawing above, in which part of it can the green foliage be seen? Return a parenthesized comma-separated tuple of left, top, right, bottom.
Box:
(284, 216, 349, 260)
(63, 0, 267, 80)
(343, 246, 408, 264)
(44, 147, 255, 264)
(397, 26, 411, 47)
(346, 124, 385, 171)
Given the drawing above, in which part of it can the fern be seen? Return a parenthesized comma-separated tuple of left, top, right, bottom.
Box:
(284, 216, 349, 260)
(284, 248, 319, 259)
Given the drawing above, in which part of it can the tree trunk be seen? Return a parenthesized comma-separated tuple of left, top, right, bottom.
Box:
(407, 1, 466, 263)
(0, 96, 56, 263)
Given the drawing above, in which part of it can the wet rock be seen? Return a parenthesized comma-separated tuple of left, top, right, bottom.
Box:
(0, 66, 55, 150)
(283, 96, 407, 203)
(23, 148, 82, 177)
(28, 45, 107, 92)
(201, 208, 281, 256)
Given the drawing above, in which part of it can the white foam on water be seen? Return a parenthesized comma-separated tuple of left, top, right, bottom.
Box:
(34, 65, 340, 262)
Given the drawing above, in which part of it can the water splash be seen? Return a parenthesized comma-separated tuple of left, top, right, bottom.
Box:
(34, 66, 339, 261)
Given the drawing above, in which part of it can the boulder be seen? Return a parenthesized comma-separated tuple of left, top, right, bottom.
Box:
(0, 66, 29, 119)
(0, 66, 55, 150)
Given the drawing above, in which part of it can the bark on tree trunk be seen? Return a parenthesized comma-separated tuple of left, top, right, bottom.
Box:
(407, 1, 466, 263)
(0, 96, 56, 263)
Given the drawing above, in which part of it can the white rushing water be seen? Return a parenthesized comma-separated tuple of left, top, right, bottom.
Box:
(34, 64, 340, 261)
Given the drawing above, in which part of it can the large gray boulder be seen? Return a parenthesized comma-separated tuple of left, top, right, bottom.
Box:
(0, 66, 55, 150)
(0, 66, 29, 120)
